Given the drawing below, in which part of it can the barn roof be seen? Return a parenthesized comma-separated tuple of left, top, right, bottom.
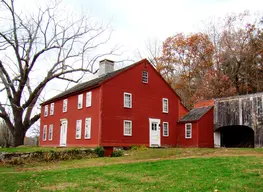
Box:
(42, 60, 140, 105)
(178, 106, 213, 122)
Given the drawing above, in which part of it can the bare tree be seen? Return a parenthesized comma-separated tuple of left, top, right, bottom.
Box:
(0, 0, 117, 146)
(0, 120, 13, 147)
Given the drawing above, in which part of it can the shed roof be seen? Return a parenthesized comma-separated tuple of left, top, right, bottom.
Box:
(178, 106, 213, 122)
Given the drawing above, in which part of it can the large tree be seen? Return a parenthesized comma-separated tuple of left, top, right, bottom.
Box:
(157, 33, 214, 107)
(0, 0, 116, 146)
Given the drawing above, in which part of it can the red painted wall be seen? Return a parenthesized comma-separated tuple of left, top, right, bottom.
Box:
(100, 60, 181, 147)
(179, 102, 188, 119)
(40, 87, 101, 147)
(197, 108, 214, 148)
(177, 122, 198, 147)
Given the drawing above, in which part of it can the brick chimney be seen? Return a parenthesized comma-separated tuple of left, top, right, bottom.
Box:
(99, 59, 114, 76)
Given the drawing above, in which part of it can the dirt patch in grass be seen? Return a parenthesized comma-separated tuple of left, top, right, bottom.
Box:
(41, 183, 78, 191)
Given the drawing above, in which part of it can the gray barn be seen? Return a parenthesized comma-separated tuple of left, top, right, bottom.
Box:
(214, 92, 263, 148)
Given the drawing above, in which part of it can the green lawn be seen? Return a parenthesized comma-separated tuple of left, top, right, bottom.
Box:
(0, 148, 263, 192)
(0, 156, 262, 192)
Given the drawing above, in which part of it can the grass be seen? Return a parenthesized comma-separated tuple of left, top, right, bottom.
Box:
(0, 156, 263, 191)
(0, 148, 263, 191)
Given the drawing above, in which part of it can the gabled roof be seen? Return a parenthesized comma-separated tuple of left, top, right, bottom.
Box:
(42, 60, 141, 105)
(178, 106, 213, 122)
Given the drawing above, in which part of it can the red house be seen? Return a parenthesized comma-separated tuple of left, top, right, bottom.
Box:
(177, 101, 214, 148)
(40, 59, 190, 149)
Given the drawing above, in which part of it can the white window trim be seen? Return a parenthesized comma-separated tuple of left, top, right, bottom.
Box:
(44, 105, 48, 117)
(84, 117, 91, 139)
(162, 98, 169, 113)
(86, 91, 92, 107)
(124, 120, 132, 136)
(124, 92, 132, 108)
(48, 124, 53, 141)
(63, 99, 68, 113)
(43, 125, 47, 141)
(142, 71, 148, 83)
(163, 122, 169, 137)
(50, 103, 54, 116)
(185, 123, 192, 139)
(76, 120, 82, 139)
(78, 94, 83, 109)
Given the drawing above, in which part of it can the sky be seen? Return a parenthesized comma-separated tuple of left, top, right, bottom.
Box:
(62, 0, 263, 63)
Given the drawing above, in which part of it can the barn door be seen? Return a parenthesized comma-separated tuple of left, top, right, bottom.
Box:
(60, 119, 68, 146)
(149, 118, 160, 147)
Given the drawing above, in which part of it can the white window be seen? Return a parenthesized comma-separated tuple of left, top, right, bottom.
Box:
(78, 94, 83, 109)
(163, 122, 169, 136)
(63, 99, 68, 112)
(124, 120, 132, 136)
(44, 105, 48, 117)
(142, 71, 148, 83)
(84, 118, 91, 139)
(50, 103, 54, 116)
(185, 123, 192, 139)
(124, 92, 132, 108)
(48, 124, 53, 141)
(43, 125, 47, 141)
(162, 98, 168, 113)
(76, 120, 82, 139)
(86, 92, 92, 107)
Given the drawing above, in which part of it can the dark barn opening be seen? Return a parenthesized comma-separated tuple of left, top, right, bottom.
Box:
(218, 125, 254, 148)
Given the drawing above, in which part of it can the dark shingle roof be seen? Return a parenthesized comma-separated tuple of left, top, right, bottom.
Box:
(42, 62, 138, 105)
(179, 106, 213, 122)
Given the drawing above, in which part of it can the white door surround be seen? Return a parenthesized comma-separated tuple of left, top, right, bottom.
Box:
(60, 119, 68, 147)
(149, 118, 161, 147)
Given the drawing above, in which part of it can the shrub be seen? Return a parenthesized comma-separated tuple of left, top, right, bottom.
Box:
(94, 146, 104, 157)
(130, 145, 147, 151)
(111, 150, 124, 157)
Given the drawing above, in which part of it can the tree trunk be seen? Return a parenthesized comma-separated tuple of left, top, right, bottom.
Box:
(12, 129, 26, 147)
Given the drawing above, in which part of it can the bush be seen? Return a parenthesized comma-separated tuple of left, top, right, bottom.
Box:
(130, 145, 147, 151)
(94, 146, 104, 157)
(111, 150, 124, 157)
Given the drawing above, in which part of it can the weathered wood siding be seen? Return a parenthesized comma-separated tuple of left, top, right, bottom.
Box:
(214, 93, 263, 147)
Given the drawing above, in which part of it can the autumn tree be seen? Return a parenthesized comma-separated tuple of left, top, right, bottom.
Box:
(219, 12, 263, 94)
(158, 33, 214, 107)
(0, 0, 116, 146)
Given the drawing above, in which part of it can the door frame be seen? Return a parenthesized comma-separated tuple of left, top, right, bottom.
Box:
(149, 118, 161, 147)
(60, 119, 68, 147)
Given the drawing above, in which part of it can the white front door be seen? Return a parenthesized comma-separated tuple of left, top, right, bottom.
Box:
(149, 118, 161, 147)
(60, 119, 68, 146)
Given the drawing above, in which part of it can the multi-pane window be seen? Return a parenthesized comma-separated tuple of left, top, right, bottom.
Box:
(43, 125, 47, 141)
(78, 94, 83, 109)
(44, 105, 48, 117)
(84, 118, 91, 139)
(124, 92, 132, 108)
(63, 99, 68, 112)
(86, 92, 92, 107)
(50, 103, 54, 115)
(124, 120, 132, 136)
(48, 124, 53, 140)
(163, 122, 169, 136)
(76, 120, 82, 139)
(185, 123, 192, 139)
(142, 71, 148, 83)
(162, 98, 168, 113)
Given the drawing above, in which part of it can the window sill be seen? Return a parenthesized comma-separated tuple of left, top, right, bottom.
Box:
(124, 134, 132, 136)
